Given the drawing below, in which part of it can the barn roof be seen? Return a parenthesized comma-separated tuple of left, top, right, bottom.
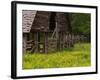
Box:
(22, 10, 37, 33)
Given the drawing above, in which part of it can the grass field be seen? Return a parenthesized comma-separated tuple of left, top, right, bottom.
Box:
(23, 43, 91, 69)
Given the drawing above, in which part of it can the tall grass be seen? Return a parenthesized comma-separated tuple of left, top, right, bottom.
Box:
(23, 43, 91, 69)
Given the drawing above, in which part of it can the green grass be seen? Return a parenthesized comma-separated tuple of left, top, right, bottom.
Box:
(23, 43, 91, 69)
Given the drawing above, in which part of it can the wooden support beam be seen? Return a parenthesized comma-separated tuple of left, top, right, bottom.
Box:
(44, 32, 48, 53)
(34, 32, 39, 53)
(23, 34, 28, 53)
(55, 23, 57, 39)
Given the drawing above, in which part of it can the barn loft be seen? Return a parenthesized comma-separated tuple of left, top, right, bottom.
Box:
(22, 10, 73, 53)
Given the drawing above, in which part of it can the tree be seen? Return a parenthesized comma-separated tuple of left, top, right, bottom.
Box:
(71, 13, 91, 36)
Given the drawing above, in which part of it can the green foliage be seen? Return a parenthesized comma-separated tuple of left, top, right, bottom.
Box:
(71, 13, 90, 35)
(23, 43, 91, 69)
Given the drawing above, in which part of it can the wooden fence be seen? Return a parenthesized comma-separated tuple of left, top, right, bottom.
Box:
(65, 34, 89, 44)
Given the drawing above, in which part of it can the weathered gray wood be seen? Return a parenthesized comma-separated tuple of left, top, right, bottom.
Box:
(22, 10, 37, 33)
(44, 32, 48, 53)
(56, 13, 68, 32)
(31, 11, 50, 32)
(34, 32, 39, 53)
(23, 34, 27, 53)
(47, 38, 57, 52)
(22, 11, 73, 53)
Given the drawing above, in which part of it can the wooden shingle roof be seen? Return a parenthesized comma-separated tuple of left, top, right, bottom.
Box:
(22, 10, 37, 33)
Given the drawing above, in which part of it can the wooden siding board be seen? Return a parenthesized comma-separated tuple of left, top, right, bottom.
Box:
(31, 11, 50, 32)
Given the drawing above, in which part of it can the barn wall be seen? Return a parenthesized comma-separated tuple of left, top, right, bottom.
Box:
(56, 12, 68, 32)
(31, 11, 51, 32)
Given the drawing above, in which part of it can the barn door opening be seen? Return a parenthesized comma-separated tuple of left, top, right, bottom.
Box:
(49, 12, 56, 31)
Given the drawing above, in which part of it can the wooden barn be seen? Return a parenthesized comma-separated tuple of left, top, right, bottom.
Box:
(22, 10, 73, 53)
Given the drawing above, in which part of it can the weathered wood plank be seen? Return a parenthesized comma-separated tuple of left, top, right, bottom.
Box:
(22, 10, 37, 33)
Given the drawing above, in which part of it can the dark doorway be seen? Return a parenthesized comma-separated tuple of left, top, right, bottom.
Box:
(49, 12, 56, 31)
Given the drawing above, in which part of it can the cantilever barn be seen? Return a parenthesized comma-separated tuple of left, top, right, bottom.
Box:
(22, 10, 73, 53)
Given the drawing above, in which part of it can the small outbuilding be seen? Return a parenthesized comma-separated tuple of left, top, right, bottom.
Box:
(22, 10, 73, 53)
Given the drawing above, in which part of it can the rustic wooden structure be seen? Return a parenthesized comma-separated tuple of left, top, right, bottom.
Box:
(22, 10, 73, 53)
